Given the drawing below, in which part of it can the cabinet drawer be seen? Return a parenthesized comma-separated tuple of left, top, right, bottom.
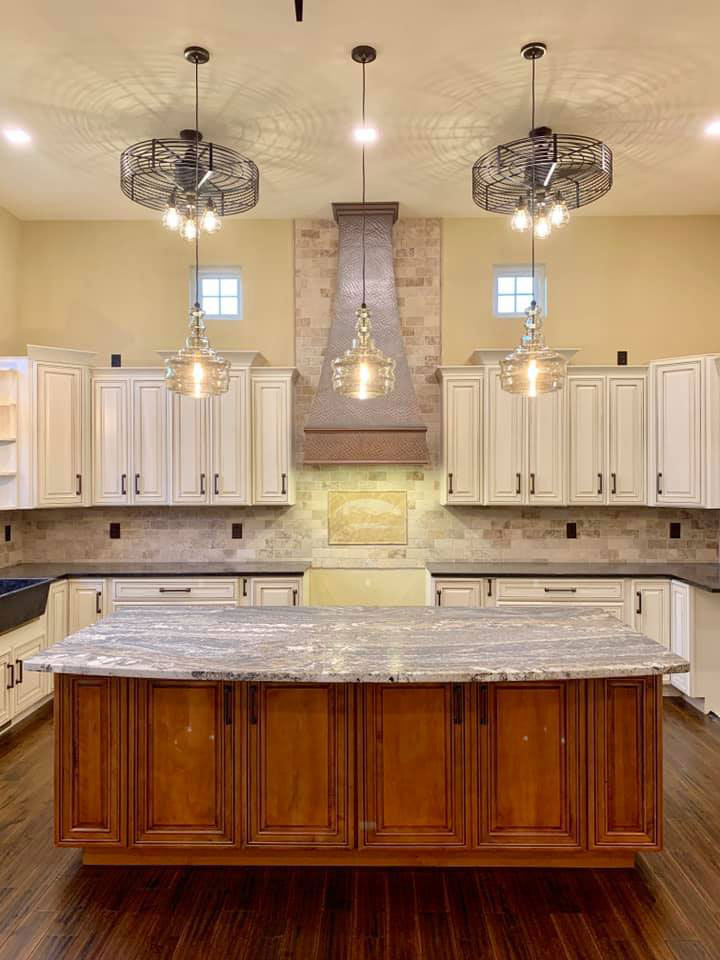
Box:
(112, 578, 237, 603)
(495, 579, 625, 603)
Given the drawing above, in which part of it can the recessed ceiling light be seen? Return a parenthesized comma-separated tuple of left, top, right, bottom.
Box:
(353, 125, 378, 144)
(3, 127, 32, 146)
(704, 119, 720, 137)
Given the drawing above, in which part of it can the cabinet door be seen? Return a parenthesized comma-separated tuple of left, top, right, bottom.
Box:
(527, 390, 564, 504)
(609, 377, 646, 504)
(360, 684, 466, 846)
(68, 579, 105, 634)
(632, 580, 670, 649)
(589, 677, 661, 849)
(56, 675, 125, 845)
(132, 380, 168, 505)
(434, 579, 482, 608)
(253, 376, 292, 504)
(247, 683, 350, 846)
(444, 377, 482, 504)
(45, 580, 68, 694)
(654, 361, 702, 505)
(12, 626, 47, 715)
(0, 646, 12, 727)
(568, 378, 604, 504)
(132, 679, 233, 844)
(36, 363, 85, 506)
(92, 378, 129, 505)
(251, 578, 302, 607)
(211, 370, 250, 504)
(485, 368, 524, 504)
(479, 681, 581, 847)
(172, 393, 209, 504)
(670, 581, 692, 696)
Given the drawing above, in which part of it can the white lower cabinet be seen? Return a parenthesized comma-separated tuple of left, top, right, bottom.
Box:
(670, 580, 693, 696)
(0, 615, 49, 731)
(45, 580, 69, 694)
(111, 578, 237, 608)
(251, 578, 303, 606)
(433, 579, 484, 608)
(632, 580, 670, 648)
(68, 579, 106, 633)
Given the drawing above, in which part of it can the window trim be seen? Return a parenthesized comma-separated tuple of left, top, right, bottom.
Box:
(189, 266, 243, 321)
(493, 264, 547, 318)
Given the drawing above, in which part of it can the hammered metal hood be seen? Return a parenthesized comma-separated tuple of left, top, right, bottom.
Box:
(304, 203, 429, 464)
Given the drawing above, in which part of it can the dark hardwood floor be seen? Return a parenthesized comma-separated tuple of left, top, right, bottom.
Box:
(1, 698, 719, 959)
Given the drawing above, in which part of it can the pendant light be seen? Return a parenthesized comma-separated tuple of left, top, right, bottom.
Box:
(499, 81, 566, 397)
(331, 46, 395, 401)
(164, 52, 229, 399)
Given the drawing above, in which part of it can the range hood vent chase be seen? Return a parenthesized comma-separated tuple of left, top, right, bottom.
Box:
(304, 203, 429, 464)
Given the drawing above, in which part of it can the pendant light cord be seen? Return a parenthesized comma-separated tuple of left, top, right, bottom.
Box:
(194, 57, 200, 310)
(361, 58, 367, 308)
(530, 53, 536, 297)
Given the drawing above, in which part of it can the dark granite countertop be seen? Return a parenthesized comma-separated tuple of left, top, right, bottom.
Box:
(426, 562, 720, 593)
(0, 561, 310, 581)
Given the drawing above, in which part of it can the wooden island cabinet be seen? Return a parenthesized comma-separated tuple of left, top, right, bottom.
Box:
(55, 674, 662, 868)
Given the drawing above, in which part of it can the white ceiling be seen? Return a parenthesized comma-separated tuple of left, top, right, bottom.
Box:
(2, 0, 720, 220)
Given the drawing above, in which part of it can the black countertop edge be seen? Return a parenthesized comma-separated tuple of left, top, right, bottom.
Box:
(0, 562, 311, 581)
(425, 563, 720, 593)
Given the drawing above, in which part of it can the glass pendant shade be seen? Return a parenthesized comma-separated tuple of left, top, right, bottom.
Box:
(165, 303, 230, 398)
(181, 209, 198, 242)
(511, 198, 532, 232)
(331, 304, 396, 400)
(162, 192, 181, 231)
(533, 203, 552, 239)
(549, 193, 570, 227)
(200, 199, 222, 234)
(499, 300, 566, 397)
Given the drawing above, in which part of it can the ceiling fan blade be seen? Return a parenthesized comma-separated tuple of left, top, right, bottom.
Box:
(294, 0, 303, 21)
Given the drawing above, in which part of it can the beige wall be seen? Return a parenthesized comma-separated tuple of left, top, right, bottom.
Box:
(442, 216, 720, 365)
(15, 219, 294, 366)
(0, 206, 20, 354)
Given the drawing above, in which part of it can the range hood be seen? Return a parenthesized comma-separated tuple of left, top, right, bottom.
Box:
(304, 202, 429, 464)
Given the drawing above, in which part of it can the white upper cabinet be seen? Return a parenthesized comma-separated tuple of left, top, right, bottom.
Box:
(608, 376, 646, 504)
(35, 361, 90, 507)
(132, 379, 168, 504)
(568, 377, 604, 504)
(652, 360, 703, 506)
(210, 369, 250, 505)
(172, 393, 210, 504)
(93, 378, 129, 505)
(252, 370, 296, 505)
(527, 389, 564, 504)
(440, 372, 482, 504)
(485, 367, 524, 504)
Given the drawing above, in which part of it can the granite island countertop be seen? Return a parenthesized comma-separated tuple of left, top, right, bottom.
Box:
(25, 604, 689, 684)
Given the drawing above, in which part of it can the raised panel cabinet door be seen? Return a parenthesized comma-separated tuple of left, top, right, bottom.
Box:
(132, 380, 168, 504)
(252, 377, 291, 504)
(171, 393, 209, 504)
(478, 681, 582, 847)
(68, 579, 105, 634)
(654, 361, 702, 505)
(92, 378, 129, 505)
(45, 580, 68, 694)
(589, 677, 661, 849)
(632, 580, 670, 649)
(56, 675, 125, 845)
(444, 377, 482, 503)
(527, 389, 565, 504)
(670, 581, 692, 696)
(251, 578, 302, 607)
(608, 376, 646, 504)
(434, 579, 483, 608)
(12, 626, 47, 715)
(247, 683, 350, 846)
(211, 370, 250, 504)
(485, 367, 524, 504)
(568, 378, 605, 504)
(132, 680, 233, 844)
(360, 683, 467, 847)
(36, 363, 84, 506)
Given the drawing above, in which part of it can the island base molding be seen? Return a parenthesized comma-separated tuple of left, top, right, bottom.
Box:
(54, 674, 663, 869)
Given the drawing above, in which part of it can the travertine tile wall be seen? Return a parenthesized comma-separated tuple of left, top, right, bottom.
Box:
(8, 218, 720, 568)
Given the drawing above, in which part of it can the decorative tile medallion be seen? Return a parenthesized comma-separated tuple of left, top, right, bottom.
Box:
(328, 491, 407, 545)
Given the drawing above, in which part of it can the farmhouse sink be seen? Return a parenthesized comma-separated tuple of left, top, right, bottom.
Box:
(0, 579, 52, 634)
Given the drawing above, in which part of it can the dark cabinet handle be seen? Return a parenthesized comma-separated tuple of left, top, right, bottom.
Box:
(159, 587, 192, 593)
(544, 587, 577, 593)
(479, 684, 488, 725)
(292, 589, 298, 606)
(242, 578, 248, 598)
(657, 472, 663, 496)
(281, 473, 287, 495)
(95, 591, 102, 615)
(611, 472, 617, 495)
(487, 578, 493, 598)
(452, 684, 463, 725)
(515, 472, 521, 495)
(597, 473, 603, 495)
(436, 589, 442, 607)
(448, 472, 454, 495)
(76, 474, 82, 496)
(134, 473, 140, 496)
(121, 473, 127, 496)
(214, 473, 219, 496)
(224, 685, 232, 725)
(200, 473, 206, 496)
(15, 660, 23, 685)
(249, 684, 258, 725)
(6, 662, 14, 690)
(530, 472, 536, 495)
(636, 591, 642, 616)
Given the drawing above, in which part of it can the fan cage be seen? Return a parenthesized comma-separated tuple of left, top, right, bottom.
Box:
(120, 138, 259, 216)
(472, 132, 612, 214)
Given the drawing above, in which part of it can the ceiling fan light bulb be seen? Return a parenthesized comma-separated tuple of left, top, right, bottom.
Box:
(549, 194, 570, 227)
(511, 200, 531, 232)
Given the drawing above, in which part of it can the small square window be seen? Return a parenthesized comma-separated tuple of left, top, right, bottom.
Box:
(493, 265, 547, 318)
(192, 267, 243, 320)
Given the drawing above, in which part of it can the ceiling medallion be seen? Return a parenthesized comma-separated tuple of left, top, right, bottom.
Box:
(472, 42, 613, 238)
(120, 46, 259, 240)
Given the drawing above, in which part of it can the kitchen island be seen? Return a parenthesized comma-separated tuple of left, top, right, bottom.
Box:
(26, 605, 688, 868)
